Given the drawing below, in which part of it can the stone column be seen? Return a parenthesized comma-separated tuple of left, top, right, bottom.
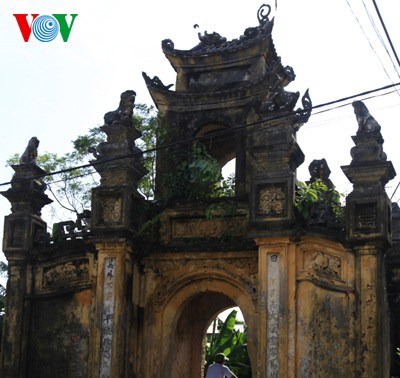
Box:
(353, 243, 390, 377)
(91, 242, 133, 378)
(89, 91, 147, 377)
(342, 101, 396, 377)
(256, 237, 295, 378)
(248, 114, 308, 232)
(0, 162, 52, 376)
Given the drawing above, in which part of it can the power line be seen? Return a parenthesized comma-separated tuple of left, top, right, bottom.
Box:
(371, 0, 400, 72)
(1, 80, 400, 189)
(362, 0, 400, 80)
(346, 0, 400, 92)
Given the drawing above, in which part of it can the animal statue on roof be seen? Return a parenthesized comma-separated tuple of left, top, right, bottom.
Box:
(19, 136, 39, 164)
(352, 101, 381, 133)
(104, 90, 136, 126)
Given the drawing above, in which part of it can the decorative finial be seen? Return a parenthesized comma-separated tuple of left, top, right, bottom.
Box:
(258, 4, 272, 25)
(19, 137, 39, 164)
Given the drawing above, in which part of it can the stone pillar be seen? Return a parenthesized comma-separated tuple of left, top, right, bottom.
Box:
(342, 101, 396, 377)
(91, 242, 133, 378)
(354, 243, 390, 377)
(0, 162, 52, 376)
(89, 91, 147, 377)
(249, 121, 305, 230)
(256, 237, 295, 378)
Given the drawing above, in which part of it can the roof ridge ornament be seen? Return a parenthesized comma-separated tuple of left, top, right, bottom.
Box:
(197, 31, 227, 46)
(258, 4, 272, 25)
(142, 72, 173, 91)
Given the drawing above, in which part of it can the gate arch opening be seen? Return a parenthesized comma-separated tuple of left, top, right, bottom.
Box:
(205, 307, 251, 377)
(160, 278, 256, 378)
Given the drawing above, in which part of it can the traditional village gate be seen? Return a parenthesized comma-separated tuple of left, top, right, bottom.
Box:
(1, 5, 400, 378)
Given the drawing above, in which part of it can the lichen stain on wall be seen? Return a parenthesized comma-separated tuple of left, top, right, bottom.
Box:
(27, 290, 92, 378)
(297, 282, 356, 377)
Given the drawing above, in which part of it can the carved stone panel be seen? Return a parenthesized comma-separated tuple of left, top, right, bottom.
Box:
(251, 178, 294, 225)
(171, 217, 245, 239)
(354, 202, 377, 234)
(101, 196, 122, 225)
(42, 259, 90, 290)
(297, 242, 354, 291)
(306, 251, 342, 281)
(257, 184, 286, 217)
(159, 205, 249, 246)
(8, 219, 26, 248)
(143, 252, 258, 310)
(3, 216, 47, 252)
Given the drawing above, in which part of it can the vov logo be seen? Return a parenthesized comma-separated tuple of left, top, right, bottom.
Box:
(13, 14, 78, 42)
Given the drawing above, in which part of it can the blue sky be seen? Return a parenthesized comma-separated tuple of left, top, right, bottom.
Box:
(1, 0, 400, 263)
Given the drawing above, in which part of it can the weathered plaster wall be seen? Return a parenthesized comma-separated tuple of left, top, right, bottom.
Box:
(27, 290, 92, 377)
(296, 283, 356, 376)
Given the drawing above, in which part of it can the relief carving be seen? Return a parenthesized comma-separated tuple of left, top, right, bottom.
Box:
(251, 154, 268, 173)
(43, 259, 90, 289)
(101, 197, 122, 224)
(146, 256, 258, 309)
(198, 220, 218, 237)
(355, 203, 377, 233)
(309, 251, 341, 280)
(228, 257, 258, 275)
(143, 259, 189, 276)
(171, 217, 245, 239)
(257, 184, 286, 216)
(11, 223, 25, 247)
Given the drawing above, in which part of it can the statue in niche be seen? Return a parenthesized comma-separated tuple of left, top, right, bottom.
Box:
(104, 90, 136, 126)
(353, 100, 381, 133)
(19, 136, 39, 164)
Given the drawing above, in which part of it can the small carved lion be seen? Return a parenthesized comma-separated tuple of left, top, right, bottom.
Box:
(352, 101, 381, 133)
(19, 136, 39, 164)
(104, 90, 136, 126)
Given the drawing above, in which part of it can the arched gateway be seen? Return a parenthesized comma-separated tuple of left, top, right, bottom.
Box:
(1, 4, 400, 378)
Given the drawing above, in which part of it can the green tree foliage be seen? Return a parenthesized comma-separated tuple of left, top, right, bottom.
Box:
(294, 179, 344, 226)
(6, 104, 160, 219)
(7, 127, 105, 218)
(294, 180, 330, 220)
(132, 104, 159, 200)
(7, 103, 235, 221)
(205, 309, 251, 378)
(163, 143, 235, 201)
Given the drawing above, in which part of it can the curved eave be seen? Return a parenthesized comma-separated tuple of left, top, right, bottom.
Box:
(162, 21, 278, 71)
(145, 74, 280, 113)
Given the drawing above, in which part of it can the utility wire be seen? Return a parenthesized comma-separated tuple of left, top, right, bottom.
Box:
(1, 80, 400, 188)
(346, 0, 400, 94)
(362, 0, 400, 80)
(371, 0, 400, 72)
